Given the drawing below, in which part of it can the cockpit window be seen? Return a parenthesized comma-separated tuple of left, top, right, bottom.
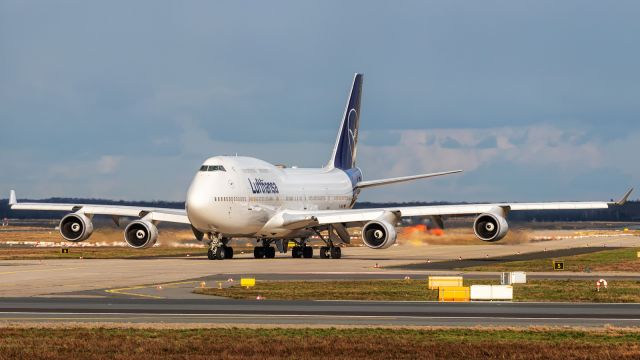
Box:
(200, 165, 226, 172)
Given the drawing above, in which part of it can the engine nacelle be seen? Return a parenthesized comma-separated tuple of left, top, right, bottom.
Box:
(473, 212, 509, 242)
(124, 220, 159, 249)
(362, 219, 397, 249)
(59, 213, 94, 242)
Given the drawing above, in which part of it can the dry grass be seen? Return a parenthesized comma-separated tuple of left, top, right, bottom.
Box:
(464, 247, 640, 272)
(1, 327, 640, 360)
(196, 279, 640, 303)
(0, 247, 206, 260)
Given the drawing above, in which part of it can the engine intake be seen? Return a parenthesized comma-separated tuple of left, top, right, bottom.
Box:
(362, 219, 397, 249)
(124, 220, 158, 249)
(473, 212, 509, 242)
(59, 213, 94, 242)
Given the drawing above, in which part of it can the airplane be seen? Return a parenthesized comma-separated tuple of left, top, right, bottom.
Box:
(8, 73, 633, 260)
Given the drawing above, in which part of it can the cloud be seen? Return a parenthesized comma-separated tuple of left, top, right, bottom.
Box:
(356, 124, 637, 201)
(97, 155, 122, 174)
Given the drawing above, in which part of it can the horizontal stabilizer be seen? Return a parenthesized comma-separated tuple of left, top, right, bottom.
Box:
(355, 170, 462, 190)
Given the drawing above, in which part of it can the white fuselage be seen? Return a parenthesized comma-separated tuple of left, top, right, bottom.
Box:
(185, 156, 361, 237)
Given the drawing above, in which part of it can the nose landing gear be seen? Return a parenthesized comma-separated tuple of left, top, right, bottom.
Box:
(206, 234, 233, 260)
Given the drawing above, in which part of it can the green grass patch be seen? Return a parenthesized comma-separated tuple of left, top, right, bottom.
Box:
(196, 279, 640, 303)
(463, 247, 640, 272)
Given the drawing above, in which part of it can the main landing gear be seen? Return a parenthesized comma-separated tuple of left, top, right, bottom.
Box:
(207, 235, 233, 260)
(253, 238, 278, 259)
(254, 245, 276, 259)
(312, 229, 342, 259)
(319, 246, 341, 259)
(290, 239, 313, 259)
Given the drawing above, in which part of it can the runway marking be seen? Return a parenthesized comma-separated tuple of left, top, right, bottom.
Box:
(105, 280, 201, 299)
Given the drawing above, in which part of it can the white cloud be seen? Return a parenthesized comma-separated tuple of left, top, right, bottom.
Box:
(97, 155, 123, 174)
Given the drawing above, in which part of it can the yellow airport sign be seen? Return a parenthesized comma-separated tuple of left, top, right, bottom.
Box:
(438, 286, 470, 302)
(241, 277, 256, 288)
(553, 260, 564, 271)
(428, 276, 463, 290)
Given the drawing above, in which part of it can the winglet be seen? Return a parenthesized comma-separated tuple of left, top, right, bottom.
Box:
(8, 190, 17, 206)
(615, 188, 633, 206)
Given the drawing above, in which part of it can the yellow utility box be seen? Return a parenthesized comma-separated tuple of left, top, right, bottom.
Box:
(428, 276, 463, 290)
(637, 251, 640, 259)
(240, 278, 256, 288)
(553, 260, 564, 270)
(438, 286, 470, 302)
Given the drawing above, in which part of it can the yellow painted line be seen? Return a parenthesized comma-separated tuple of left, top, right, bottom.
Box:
(105, 280, 200, 299)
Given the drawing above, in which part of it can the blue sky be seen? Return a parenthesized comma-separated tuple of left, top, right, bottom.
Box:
(1, 1, 639, 202)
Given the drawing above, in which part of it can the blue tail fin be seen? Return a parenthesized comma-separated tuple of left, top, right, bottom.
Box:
(328, 73, 363, 170)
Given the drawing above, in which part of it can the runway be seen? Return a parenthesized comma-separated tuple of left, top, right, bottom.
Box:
(1, 297, 640, 327)
(1, 233, 639, 297)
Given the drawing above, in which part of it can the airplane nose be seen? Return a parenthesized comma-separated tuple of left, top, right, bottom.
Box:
(187, 188, 208, 214)
(186, 184, 211, 228)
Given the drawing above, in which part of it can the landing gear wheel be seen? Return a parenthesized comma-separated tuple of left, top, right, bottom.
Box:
(215, 246, 226, 260)
(330, 247, 341, 259)
(292, 246, 302, 258)
(319, 246, 330, 259)
(302, 246, 313, 258)
(207, 248, 216, 260)
(265, 246, 276, 259)
(225, 246, 234, 259)
(254, 246, 265, 259)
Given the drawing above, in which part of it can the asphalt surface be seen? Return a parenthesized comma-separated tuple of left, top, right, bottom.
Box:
(1, 297, 640, 327)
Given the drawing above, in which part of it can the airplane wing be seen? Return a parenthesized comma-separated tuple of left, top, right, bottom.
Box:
(8, 190, 189, 224)
(279, 188, 633, 228)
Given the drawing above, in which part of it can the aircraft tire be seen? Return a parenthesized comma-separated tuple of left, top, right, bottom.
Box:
(254, 247, 265, 259)
(319, 246, 329, 259)
(266, 246, 276, 259)
(225, 246, 234, 259)
(330, 247, 341, 259)
(215, 247, 226, 260)
(302, 246, 313, 258)
(207, 249, 216, 260)
(292, 246, 302, 258)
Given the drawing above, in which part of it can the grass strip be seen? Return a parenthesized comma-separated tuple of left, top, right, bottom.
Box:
(462, 247, 640, 272)
(196, 279, 640, 303)
(1, 327, 639, 360)
(0, 247, 202, 260)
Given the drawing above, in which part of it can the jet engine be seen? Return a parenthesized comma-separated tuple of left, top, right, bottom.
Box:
(361, 219, 397, 249)
(124, 220, 159, 249)
(473, 212, 509, 242)
(59, 213, 94, 242)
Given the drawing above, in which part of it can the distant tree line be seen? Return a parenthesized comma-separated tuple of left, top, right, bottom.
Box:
(1, 198, 639, 222)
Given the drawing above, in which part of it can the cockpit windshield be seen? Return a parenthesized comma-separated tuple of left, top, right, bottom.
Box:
(199, 165, 226, 172)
